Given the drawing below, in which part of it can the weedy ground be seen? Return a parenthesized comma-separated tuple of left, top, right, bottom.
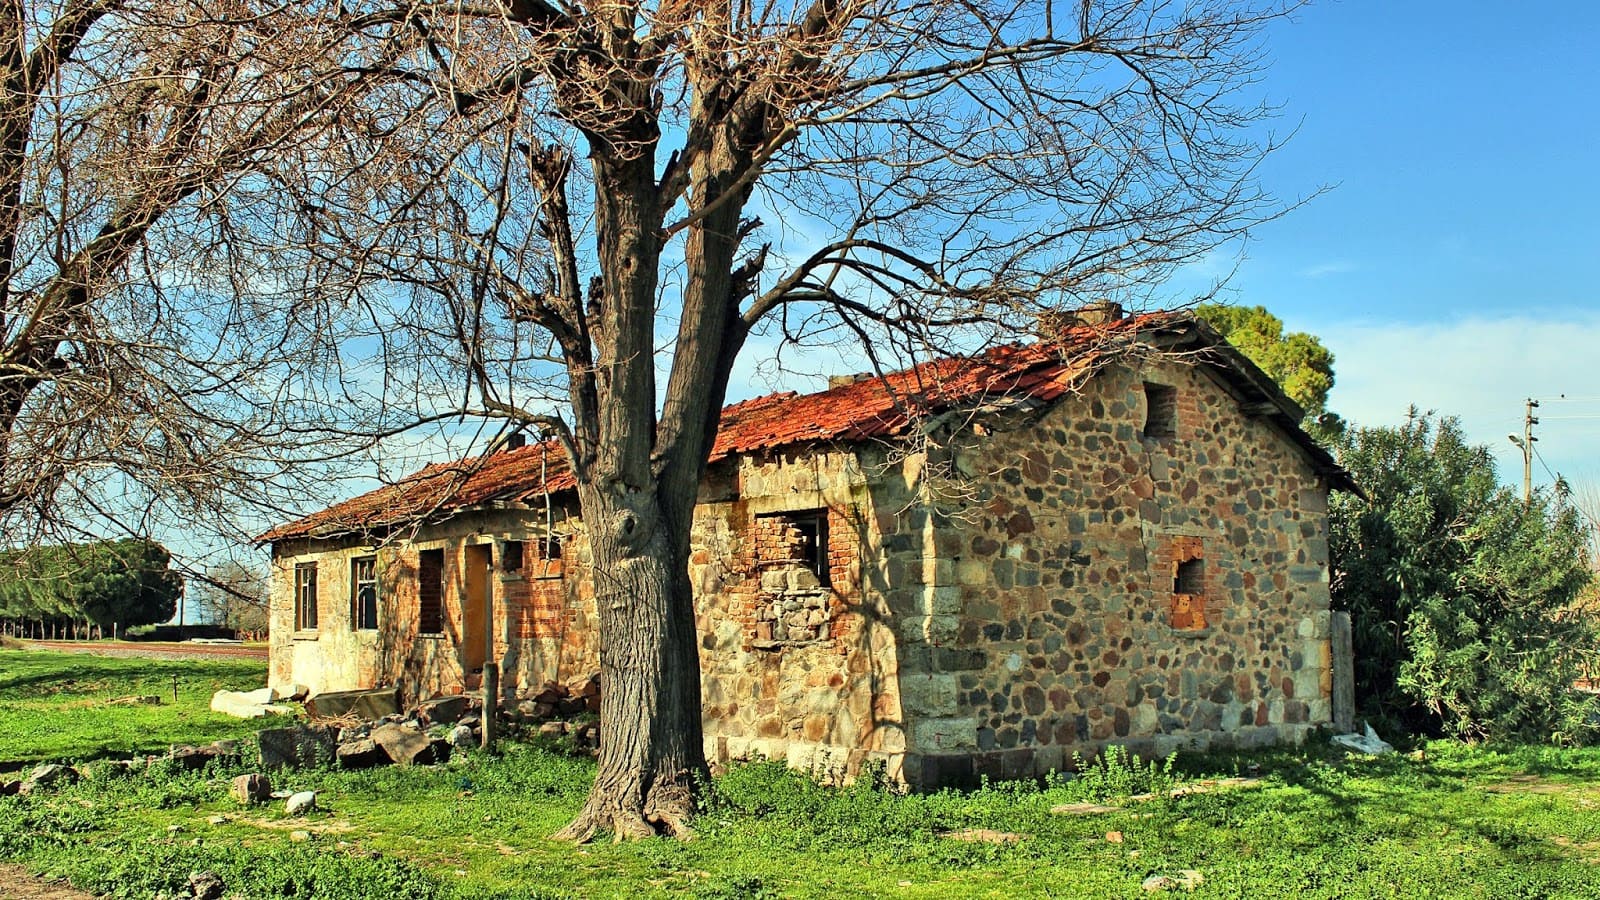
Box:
(0, 649, 268, 766)
(3, 649, 1599, 899)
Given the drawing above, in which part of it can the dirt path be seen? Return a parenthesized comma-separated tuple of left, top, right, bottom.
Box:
(22, 640, 267, 661)
(0, 865, 98, 900)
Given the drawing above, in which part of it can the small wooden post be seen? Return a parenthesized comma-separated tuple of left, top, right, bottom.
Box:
(481, 553, 499, 751)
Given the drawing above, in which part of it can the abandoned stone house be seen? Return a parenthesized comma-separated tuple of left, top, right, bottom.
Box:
(260, 310, 1357, 787)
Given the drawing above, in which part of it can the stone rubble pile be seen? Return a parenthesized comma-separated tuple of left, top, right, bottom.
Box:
(1, 675, 607, 798)
(508, 673, 602, 752)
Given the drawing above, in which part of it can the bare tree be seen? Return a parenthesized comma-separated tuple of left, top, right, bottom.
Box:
(0, 2, 445, 551)
(189, 559, 268, 634)
(267, 0, 1299, 840)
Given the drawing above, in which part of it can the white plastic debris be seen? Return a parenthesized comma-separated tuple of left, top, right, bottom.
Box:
(1331, 722, 1394, 755)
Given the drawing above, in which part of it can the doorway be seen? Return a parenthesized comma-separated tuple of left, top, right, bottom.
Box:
(461, 544, 491, 672)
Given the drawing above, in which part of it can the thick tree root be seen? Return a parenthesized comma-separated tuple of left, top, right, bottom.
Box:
(553, 782, 698, 843)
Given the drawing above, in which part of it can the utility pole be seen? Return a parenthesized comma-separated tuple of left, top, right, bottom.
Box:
(1508, 398, 1539, 502)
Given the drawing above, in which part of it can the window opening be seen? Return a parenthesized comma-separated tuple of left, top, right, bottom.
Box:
(1144, 382, 1178, 439)
(501, 541, 524, 573)
(294, 563, 318, 632)
(351, 556, 378, 630)
(1174, 557, 1203, 595)
(757, 510, 829, 586)
(417, 549, 444, 634)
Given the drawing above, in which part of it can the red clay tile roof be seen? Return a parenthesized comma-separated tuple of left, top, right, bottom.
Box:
(260, 312, 1347, 542)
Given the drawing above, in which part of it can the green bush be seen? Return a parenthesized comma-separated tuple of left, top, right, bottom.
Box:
(1331, 412, 1597, 743)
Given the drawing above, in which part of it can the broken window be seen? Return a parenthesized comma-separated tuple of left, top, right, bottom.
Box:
(524, 533, 563, 578)
(293, 563, 319, 632)
(753, 510, 834, 645)
(1143, 382, 1178, 439)
(351, 556, 378, 630)
(1174, 557, 1204, 596)
(417, 549, 444, 635)
(756, 510, 829, 586)
(1169, 538, 1206, 630)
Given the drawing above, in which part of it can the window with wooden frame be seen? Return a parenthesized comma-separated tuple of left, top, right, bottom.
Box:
(293, 563, 319, 632)
(417, 549, 444, 635)
(1143, 382, 1178, 440)
(351, 556, 378, 630)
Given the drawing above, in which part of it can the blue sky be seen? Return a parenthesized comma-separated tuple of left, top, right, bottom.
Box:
(1209, 1, 1600, 495)
(725, 2, 1600, 499)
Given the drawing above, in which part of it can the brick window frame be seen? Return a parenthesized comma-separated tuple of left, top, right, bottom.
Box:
(293, 563, 319, 633)
(351, 556, 378, 630)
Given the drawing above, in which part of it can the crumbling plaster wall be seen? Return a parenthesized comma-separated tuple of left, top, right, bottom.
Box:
(268, 507, 596, 702)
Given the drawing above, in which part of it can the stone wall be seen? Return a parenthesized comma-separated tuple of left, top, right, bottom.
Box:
(690, 449, 917, 780)
(902, 359, 1335, 786)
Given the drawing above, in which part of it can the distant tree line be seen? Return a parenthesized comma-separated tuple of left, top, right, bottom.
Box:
(0, 539, 182, 637)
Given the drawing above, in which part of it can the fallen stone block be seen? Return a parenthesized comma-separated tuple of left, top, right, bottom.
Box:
(370, 723, 439, 766)
(1050, 802, 1122, 816)
(573, 721, 600, 749)
(336, 738, 389, 770)
(20, 763, 78, 795)
(210, 689, 295, 720)
(257, 724, 338, 769)
(305, 687, 401, 721)
(1332, 723, 1394, 756)
(449, 724, 475, 750)
(231, 773, 272, 804)
(567, 673, 600, 700)
(168, 745, 221, 771)
(189, 871, 226, 900)
(416, 695, 469, 727)
(530, 682, 566, 705)
(270, 683, 310, 702)
(0, 780, 19, 797)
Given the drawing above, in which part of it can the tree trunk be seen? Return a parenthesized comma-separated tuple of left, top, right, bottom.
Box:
(555, 485, 706, 841)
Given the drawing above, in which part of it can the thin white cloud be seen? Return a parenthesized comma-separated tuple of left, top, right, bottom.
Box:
(1301, 260, 1357, 278)
(1322, 311, 1600, 493)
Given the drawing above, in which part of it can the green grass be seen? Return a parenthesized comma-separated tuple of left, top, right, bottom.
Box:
(2, 648, 1600, 898)
(0, 648, 269, 766)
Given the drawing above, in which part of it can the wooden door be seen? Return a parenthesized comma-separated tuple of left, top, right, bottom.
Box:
(461, 544, 491, 672)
